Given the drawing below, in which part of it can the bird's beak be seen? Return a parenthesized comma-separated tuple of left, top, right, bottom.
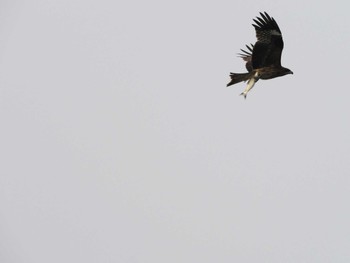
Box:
(290, 71, 294, 75)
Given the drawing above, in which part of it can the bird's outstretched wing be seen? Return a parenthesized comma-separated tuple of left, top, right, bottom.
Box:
(251, 12, 284, 69)
(238, 44, 254, 72)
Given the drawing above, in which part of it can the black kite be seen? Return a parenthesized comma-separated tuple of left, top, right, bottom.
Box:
(227, 12, 293, 98)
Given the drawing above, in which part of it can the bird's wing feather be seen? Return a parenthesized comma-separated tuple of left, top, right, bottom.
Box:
(238, 44, 254, 72)
(251, 12, 284, 68)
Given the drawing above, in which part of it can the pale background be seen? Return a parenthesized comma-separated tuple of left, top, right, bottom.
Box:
(1, 0, 350, 262)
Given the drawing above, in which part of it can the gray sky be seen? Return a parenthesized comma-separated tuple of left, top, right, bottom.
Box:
(1, 0, 350, 262)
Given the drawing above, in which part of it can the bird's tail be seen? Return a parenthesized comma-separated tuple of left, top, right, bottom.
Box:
(226, 72, 254, 87)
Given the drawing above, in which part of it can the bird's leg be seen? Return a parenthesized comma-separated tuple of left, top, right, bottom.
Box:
(240, 72, 259, 99)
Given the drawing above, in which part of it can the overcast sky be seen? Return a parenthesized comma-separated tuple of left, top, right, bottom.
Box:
(1, 0, 350, 262)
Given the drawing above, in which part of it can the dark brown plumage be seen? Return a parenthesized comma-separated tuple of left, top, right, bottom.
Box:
(227, 12, 293, 98)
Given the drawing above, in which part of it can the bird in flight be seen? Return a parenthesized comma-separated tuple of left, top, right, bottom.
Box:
(227, 12, 293, 98)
